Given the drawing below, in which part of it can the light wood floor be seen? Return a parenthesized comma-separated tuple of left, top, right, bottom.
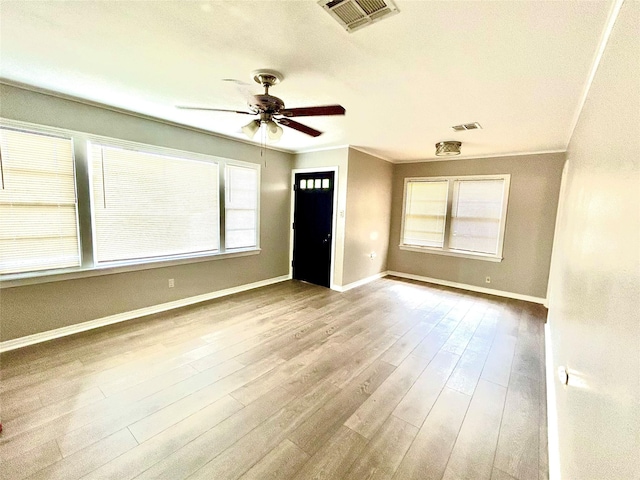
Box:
(0, 277, 548, 480)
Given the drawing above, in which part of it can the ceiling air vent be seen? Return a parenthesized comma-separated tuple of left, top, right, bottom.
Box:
(319, 0, 399, 33)
(452, 122, 482, 131)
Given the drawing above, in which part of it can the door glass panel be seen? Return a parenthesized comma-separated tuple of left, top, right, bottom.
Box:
(299, 179, 306, 189)
(322, 178, 330, 189)
(314, 179, 322, 189)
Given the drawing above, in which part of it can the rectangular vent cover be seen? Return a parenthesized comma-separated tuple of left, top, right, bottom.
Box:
(319, 0, 399, 33)
(452, 122, 482, 131)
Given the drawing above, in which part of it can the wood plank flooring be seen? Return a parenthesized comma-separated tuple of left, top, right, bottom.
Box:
(0, 277, 548, 480)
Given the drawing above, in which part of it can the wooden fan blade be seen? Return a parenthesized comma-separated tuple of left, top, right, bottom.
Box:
(277, 118, 323, 137)
(176, 106, 254, 115)
(279, 105, 345, 117)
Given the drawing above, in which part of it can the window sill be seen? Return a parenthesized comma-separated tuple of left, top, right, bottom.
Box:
(398, 245, 503, 262)
(0, 248, 261, 288)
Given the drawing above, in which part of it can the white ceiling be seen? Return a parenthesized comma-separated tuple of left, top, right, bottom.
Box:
(0, 0, 614, 161)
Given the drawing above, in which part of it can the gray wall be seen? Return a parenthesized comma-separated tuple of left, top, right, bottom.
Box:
(342, 148, 392, 286)
(388, 153, 565, 298)
(546, 2, 639, 478)
(0, 84, 293, 341)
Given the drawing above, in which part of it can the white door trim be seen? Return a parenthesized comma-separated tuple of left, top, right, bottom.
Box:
(290, 167, 339, 289)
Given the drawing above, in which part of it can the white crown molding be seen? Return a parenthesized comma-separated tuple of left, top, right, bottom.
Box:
(0, 79, 295, 155)
(347, 146, 394, 163)
(294, 144, 394, 163)
(392, 149, 567, 164)
(294, 144, 350, 155)
(0, 274, 291, 353)
(565, 0, 624, 148)
(1, 78, 574, 164)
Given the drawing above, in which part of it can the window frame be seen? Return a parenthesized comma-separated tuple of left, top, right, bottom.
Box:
(0, 118, 261, 286)
(399, 174, 510, 262)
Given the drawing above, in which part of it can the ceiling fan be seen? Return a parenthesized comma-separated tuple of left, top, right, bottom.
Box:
(177, 70, 345, 140)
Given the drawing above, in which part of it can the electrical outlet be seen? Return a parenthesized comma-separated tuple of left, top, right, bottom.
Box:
(485, 276, 491, 284)
(168, 278, 175, 288)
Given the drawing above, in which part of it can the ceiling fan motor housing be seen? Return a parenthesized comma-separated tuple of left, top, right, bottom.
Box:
(253, 94, 285, 114)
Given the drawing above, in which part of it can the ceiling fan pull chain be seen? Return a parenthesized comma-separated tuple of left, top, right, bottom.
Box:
(261, 124, 267, 167)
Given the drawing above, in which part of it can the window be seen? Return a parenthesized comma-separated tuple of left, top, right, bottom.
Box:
(0, 127, 80, 274)
(449, 179, 507, 255)
(400, 175, 510, 261)
(402, 180, 448, 248)
(0, 119, 261, 279)
(90, 143, 220, 263)
(225, 164, 258, 249)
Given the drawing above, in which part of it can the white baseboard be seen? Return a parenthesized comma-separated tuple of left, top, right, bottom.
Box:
(545, 322, 561, 480)
(1, 271, 544, 353)
(387, 271, 547, 304)
(0, 274, 291, 353)
(332, 271, 389, 292)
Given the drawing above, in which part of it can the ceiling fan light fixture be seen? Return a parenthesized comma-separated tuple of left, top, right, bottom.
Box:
(241, 119, 261, 139)
(266, 120, 284, 141)
(435, 141, 462, 156)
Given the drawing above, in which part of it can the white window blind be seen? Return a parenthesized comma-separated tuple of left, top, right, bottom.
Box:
(225, 164, 258, 249)
(402, 180, 448, 248)
(449, 179, 506, 255)
(400, 174, 510, 261)
(90, 144, 219, 263)
(0, 128, 80, 274)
